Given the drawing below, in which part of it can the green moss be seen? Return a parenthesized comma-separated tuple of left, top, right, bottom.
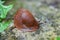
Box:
(56, 36, 60, 40)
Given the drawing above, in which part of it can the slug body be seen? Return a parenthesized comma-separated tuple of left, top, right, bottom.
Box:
(14, 8, 39, 32)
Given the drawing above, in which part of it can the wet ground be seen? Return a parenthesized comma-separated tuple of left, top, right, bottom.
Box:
(0, 0, 60, 40)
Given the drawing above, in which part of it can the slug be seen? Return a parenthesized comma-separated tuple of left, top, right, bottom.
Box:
(14, 8, 39, 32)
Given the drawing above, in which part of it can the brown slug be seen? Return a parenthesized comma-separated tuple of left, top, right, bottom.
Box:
(14, 8, 39, 32)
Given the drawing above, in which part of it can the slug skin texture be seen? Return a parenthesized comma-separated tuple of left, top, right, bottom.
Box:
(14, 8, 39, 32)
